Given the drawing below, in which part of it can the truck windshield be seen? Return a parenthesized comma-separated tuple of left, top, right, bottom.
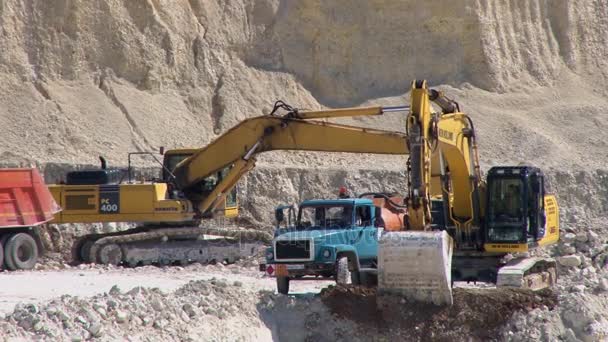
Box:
(297, 205, 353, 229)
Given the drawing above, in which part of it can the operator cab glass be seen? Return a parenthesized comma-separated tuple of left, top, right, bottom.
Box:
(485, 167, 545, 244)
(297, 204, 354, 229)
(163, 153, 192, 181)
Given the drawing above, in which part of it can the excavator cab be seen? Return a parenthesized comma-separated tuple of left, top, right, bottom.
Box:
(162, 149, 238, 218)
(485, 166, 546, 244)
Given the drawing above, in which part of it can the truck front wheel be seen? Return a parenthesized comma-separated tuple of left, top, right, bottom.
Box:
(277, 276, 290, 294)
(335, 256, 352, 285)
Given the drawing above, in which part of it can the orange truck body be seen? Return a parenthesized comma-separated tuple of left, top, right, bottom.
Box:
(0, 168, 60, 228)
(372, 196, 408, 231)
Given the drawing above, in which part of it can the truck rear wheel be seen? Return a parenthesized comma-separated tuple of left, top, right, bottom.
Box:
(277, 276, 290, 294)
(0, 241, 4, 270)
(335, 256, 352, 285)
(5, 233, 38, 270)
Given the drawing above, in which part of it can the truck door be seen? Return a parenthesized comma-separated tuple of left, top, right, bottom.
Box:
(353, 205, 376, 260)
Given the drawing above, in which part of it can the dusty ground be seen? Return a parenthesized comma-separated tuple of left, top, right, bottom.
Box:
(0, 263, 564, 342)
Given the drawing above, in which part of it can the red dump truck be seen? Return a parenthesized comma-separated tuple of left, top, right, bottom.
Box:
(0, 168, 60, 270)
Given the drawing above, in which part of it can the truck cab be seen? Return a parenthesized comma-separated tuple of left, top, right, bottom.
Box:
(263, 198, 381, 294)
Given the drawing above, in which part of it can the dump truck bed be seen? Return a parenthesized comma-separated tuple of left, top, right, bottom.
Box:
(0, 168, 60, 228)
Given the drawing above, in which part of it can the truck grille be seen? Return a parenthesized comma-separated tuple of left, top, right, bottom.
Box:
(275, 240, 312, 260)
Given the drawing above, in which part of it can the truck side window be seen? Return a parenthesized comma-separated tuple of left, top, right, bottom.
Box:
(355, 206, 371, 227)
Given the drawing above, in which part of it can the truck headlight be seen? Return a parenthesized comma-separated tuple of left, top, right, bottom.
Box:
(266, 251, 274, 260)
(323, 250, 331, 258)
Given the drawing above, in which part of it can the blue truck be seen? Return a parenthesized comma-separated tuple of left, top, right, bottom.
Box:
(261, 198, 383, 294)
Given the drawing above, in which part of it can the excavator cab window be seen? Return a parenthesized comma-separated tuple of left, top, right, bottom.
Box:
(486, 176, 526, 243)
(162, 153, 193, 182)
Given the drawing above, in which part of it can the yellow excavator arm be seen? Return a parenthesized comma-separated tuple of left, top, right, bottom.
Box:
(173, 108, 410, 216)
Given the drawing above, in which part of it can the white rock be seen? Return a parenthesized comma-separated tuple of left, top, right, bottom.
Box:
(588, 230, 600, 243)
(115, 310, 129, 323)
(570, 284, 586, 293)
(558, 255, 582, 267)
(562, 233, 577, 243)
(598, 279, 608, 292)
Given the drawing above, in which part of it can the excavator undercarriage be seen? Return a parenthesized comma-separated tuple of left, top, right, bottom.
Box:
(72, 225, 270, 266)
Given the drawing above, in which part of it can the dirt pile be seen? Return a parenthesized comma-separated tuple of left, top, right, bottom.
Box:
(320, 285, 558, 341)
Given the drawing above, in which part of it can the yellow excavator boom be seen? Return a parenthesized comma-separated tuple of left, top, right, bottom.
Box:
(173, 112, 409, 215)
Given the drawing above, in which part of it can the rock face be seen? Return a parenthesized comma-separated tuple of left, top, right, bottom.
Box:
(1, 0, 608, 172)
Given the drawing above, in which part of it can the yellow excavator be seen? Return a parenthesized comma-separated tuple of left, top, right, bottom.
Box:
(375, 80, 559, 305)
(46, 79, 558, 306)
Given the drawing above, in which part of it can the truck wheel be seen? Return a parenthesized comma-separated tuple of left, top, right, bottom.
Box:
(3, 234, 16, 270)
(335, 256, 352, 285)
(277, 276, 290, 294)
(5, 233, 38, 270)
(0, 241, 4, 270)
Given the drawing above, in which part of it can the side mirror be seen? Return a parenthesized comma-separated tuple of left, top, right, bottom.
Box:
(275, 208, 285, 224)
(159, 146, 165, 155)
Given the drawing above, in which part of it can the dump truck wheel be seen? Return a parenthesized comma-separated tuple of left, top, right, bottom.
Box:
(335, 256, 351, 285)
(5, 233, 38, 270)
(277, 276, 290, 294)
(3, 234, 16, 270)
(0, 241, 4, 270)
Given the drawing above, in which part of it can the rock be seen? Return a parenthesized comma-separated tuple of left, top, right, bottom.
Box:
(562, 233, 577, 244)
(106, 299, 118, 310)
(576, 232, 589, 243)
(132, 315, 143, 326)
(25, 304, 39, 314)
(588, 230, 600, 243)
(45, 306, 58, 316)
(76, 316, 88, 325)
(570, 284, 586, 293)
(71, 335, 83, 342)
(127, 287, 146, 296)
(94, 307, 107, 318)
(558, 255, 582, 267)
(233, 281, 243, 287)
(115, 310, 129, 323)
(87, 322, 103, 337)
(182, 304, 197, 318)
(109, 285, 122, 295)
(560, 244, 577, 255)
(151, 298, 164, 312)
(153, 319, 167, 330)
(599, 279, 608, 291)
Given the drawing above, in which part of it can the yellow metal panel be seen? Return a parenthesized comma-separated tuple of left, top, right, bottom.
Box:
(538, 195, 559, 246)
(49, 183, 195, 224)
(484, 243, 529, 253)
(436, 113, 475, 221)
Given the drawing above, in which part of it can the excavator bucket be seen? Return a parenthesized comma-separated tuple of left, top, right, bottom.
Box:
(377, 230, 454, 305)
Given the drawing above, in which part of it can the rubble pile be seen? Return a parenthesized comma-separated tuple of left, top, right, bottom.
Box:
(1, 279, 268, 341)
